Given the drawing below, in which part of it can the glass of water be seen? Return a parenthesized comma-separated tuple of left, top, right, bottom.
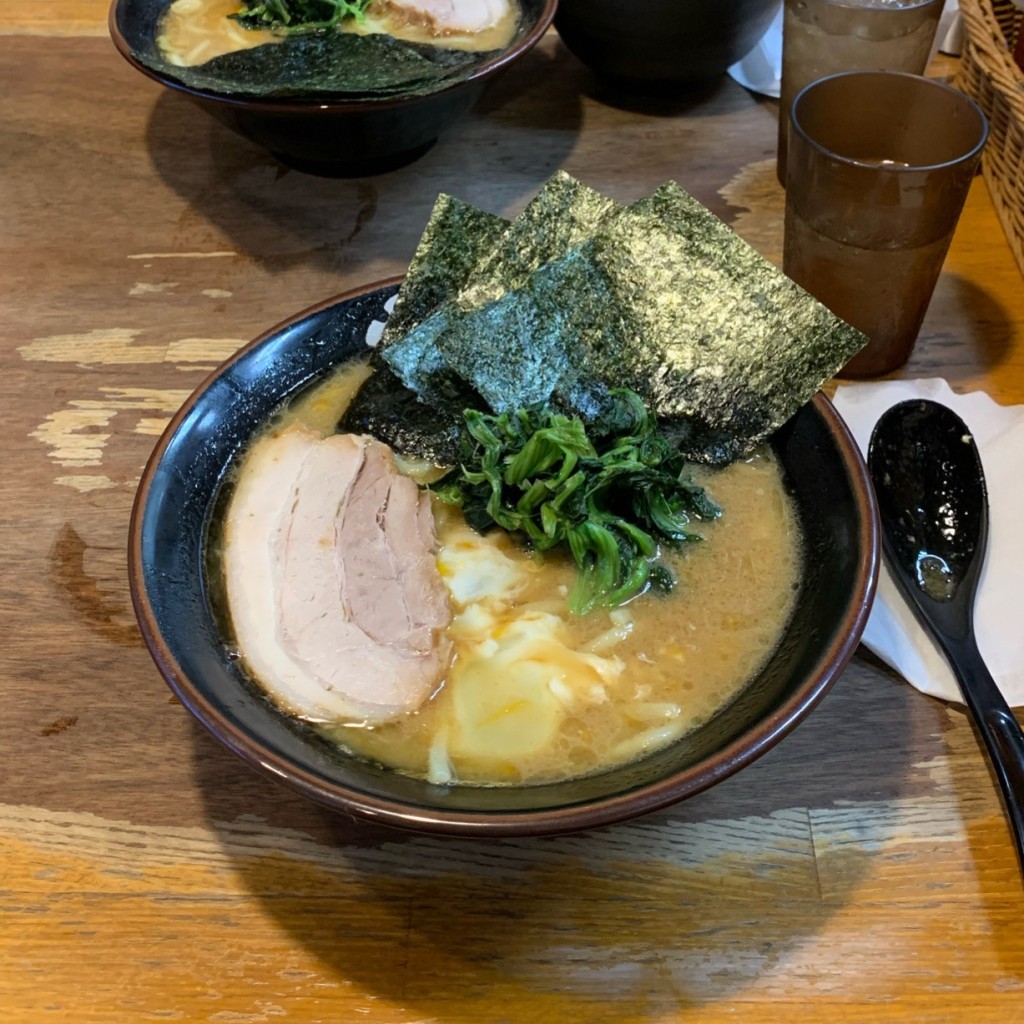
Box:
(783, 70, 987, 378)
(777, 0, 944, 184)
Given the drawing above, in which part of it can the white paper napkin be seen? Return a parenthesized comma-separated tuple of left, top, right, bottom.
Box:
(728, 4, 783, 98)
(832, 378, 1024, 707)
(936, 0, 963, 57)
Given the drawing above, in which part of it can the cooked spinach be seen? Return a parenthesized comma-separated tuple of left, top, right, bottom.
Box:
(232, 0, 372, 33)
(432, 389, 720, 615)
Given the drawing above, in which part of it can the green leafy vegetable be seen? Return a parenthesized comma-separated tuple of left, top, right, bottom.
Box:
(432, 389, 720, 616)
(232, 0, 372, 33)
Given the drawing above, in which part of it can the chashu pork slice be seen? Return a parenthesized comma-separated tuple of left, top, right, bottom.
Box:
(223, 424, 451, 725)
(379, 0, 511, 35)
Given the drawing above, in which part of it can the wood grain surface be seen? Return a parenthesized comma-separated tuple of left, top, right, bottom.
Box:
(3, 13, 1024, 1024)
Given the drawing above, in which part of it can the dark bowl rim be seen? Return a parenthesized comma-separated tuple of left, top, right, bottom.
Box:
(128, 277, 881, 838)
(108, 0, 558, 109)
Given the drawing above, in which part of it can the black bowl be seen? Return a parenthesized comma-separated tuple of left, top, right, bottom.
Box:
(110, 0, 556, 175)
(554, 0, 779, 87)
(129, 279, 879, 837)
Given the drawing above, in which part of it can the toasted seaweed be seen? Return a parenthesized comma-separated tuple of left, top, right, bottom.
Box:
(435, 243, 627, 414)
(382, 176, 866, 464)
(456, 170, 621, 310)
(383, 173, 624, 404)
(138, 29, 497, 99)
(337, 366, 467, 463)
(583, 181, 865, 461)
(342, 245, 501, 458)
(380, 194, 509, 349)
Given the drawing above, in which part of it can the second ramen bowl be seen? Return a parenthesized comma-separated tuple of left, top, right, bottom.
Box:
(555, 0, 780, 87)
(110, 0, 557, 175)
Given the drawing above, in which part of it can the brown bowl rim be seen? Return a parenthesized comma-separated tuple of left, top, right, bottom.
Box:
(108, 0, 558, 110)
(128, 277, 880, 837)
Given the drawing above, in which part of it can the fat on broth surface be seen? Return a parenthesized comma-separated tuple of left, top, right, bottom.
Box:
(158, 0, 521, 67)
(217, 359, 803, 787)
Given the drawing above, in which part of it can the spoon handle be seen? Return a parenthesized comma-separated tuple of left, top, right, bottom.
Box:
(946, 633, 1024, 875)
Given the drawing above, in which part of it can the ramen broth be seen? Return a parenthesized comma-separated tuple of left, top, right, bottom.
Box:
(158, 0, 521, 67)
(220, 360, 803, 786)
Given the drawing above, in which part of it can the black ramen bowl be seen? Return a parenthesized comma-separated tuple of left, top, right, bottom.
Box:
(554, 0, 779, 87)
(129, 279, 879, 838)
(109, 0, 556, 175)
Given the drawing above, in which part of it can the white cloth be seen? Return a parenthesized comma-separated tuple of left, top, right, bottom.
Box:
(833, 378, 1024, 707)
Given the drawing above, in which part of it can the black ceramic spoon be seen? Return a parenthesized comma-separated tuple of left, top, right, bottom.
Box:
(868, 399, 1024, 877)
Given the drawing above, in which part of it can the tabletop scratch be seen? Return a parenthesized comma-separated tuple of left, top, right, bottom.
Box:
(127, 251, 238, 260)
(18, 329, 243, 367)
(30, 387, 191, 468)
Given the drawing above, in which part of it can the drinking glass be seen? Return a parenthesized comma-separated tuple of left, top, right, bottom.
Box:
(783, 70, 988, 378)
(777, 0, 944, 183)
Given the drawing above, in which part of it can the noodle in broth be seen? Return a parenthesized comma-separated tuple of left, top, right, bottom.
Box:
(215, 360, 803, 787)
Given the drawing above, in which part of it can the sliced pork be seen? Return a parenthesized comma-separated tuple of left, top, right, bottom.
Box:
(223, 424, 451, 725)
(377, 0, 512, 35)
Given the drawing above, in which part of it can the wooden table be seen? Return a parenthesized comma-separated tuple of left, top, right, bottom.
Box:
(3, 7, 1024, 1021)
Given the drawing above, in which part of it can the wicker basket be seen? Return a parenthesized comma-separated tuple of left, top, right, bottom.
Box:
(955, 0, 1024, 277)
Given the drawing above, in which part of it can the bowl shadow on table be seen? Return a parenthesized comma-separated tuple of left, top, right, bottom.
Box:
(139, 45, 582, 276)
(188, 651, 939, 1013)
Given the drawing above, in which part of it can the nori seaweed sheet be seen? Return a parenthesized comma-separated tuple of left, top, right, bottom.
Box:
(383, 173, 625, 404)
(586, 181, 866, 462)
(138, 30, 495, 99)
(456, 180, 863, 461)
(380, 194, 509, 348)
(421, 243, 625, 416)
(456, 170, 621, 310)
(337, 366, 467, 463)
(381, 176, 866, 464)
(343, 193, 508, 457)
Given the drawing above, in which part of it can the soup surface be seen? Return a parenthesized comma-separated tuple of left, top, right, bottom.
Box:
(217, 360, 803, 786)
(158, 0, 521, 67)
